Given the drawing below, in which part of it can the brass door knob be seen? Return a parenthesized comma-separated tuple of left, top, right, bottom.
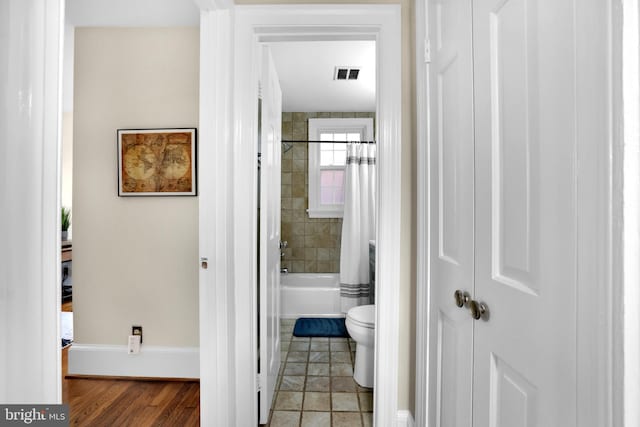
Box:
(468, 300, 488, 320)
(454, 290, 470, 308)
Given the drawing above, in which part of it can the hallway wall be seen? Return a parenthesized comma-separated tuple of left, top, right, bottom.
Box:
(73, 27, 199, 348)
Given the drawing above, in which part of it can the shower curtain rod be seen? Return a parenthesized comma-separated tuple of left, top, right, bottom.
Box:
(281, 140, 376, 144)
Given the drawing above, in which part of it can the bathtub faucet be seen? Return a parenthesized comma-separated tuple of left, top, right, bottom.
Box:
(280, 267, 289, 274)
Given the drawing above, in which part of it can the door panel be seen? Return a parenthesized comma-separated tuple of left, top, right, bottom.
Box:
(428, 0, 475, 425)
(488, 0, 539, 295)
(489, 354, 538, 427)
(473, 0, 577, 426)
(259, 45, 282, 425)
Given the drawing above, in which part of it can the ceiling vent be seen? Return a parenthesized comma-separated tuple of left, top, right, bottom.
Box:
(334, 66, 360, 81)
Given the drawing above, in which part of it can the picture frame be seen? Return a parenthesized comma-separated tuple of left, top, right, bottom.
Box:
(117, 128, 197, 197)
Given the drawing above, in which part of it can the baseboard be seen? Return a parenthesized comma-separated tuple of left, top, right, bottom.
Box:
(68, 344, 199, 379)
(397, 410, 415, 427)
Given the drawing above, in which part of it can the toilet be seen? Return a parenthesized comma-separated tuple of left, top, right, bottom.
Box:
(345, 304, 375, 388)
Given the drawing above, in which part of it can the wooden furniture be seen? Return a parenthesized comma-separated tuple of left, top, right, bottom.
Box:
(61, 241, 72, 302)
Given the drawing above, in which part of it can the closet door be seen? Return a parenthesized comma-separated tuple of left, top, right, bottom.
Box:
(472, 0, 578, 425)
(427, 0, 475, 425)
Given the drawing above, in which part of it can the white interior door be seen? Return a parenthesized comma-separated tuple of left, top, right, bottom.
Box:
(259, 44, 282, 425)
(429, 0, 580, 426)
(427, 0, 475, 425)
(471, 0, 578, 425)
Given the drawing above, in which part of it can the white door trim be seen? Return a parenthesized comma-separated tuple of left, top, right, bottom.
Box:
(0, 0, 63, 403)
(232, 5, 402, 426)
(413, 0, 430, 426)
(413, 0, 621, 425)
(195, 1, 237, 426)
(618, 0, 640, 424)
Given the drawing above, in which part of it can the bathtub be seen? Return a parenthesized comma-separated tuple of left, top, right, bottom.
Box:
(280, 273, 343, 319)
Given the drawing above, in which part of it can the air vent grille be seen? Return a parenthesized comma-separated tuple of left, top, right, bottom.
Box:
(334, 66, 361, 81)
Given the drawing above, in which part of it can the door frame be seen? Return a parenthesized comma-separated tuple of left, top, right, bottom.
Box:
(414, 0, 624, 425)
(234, 6, 402, 426)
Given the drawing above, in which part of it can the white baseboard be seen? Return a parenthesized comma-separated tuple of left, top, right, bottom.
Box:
(397, 410, 415, 427)
(68, 344, 199, 379)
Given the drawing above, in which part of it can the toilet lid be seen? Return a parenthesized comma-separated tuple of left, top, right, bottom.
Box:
(347, 304, 375, 329)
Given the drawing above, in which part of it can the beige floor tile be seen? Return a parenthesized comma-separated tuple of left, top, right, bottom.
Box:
(358, 392, 373, 412)
(292, 336, 310, 342)
(330, 363, 354, 377)
(275, 391, 304, 411)
(362, 412, 373, 427)
(301, 411, 331, 427)
(303, 392, 331, 411)
(329, 342, 349, 351)
(280, 376, 305, 391)
(305, 376, 330, 392)
(284, 363, 307, 376)
(330, 352, 351, 363)
(270, 411, 300, 427)
(311, 337, 329, 343)
(288, 351, 309, 362)
(331, 377, 357, 392)
(310, 341, 330, 351)
(309, 351, 330, 363)
(331, 392, 360, 412)
(332, 412, 363, 427)
(290, 341, 311, 351)
(307, 363, 330, 376)
(281, 341, 291, 351)
(330, 337, 348, 343)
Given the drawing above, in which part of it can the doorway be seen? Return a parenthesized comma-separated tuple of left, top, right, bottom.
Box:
(197, 4, 402, 426)
(258, 39, 377, 425)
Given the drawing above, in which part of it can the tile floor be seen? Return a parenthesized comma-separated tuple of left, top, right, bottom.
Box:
(265, 318, 374, 427)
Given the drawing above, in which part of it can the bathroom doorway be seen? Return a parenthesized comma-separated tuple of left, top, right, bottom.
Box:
(217, 5, 402, 426)
(259, 39, 377, 425)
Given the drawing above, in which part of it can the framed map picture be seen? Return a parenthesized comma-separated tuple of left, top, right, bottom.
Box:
(117, 128, 197, 196)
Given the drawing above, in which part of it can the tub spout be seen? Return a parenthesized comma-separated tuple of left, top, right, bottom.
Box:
(280, 267, 289, 274)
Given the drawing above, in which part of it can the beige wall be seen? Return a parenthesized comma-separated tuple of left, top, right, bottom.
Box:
(238, 0, 417, 414)
(73, 27, 199, 347)
(61, 112, 73, 238)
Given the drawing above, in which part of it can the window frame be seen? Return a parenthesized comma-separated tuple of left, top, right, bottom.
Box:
(307, 117, 374, 218)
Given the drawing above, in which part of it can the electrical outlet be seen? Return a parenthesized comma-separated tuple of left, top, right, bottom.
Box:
(128, 335, 141, 354)
(132, 325, 143, 343)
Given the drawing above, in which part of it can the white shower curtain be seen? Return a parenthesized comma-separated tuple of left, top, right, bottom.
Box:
(340, 142, 376, 313)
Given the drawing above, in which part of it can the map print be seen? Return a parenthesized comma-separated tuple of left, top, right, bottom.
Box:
(120, 131, 194, 194)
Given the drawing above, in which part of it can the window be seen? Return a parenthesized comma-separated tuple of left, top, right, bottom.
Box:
(307, 118, 374, 218)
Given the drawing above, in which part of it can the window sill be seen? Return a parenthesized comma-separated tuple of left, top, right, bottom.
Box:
(307, 208, 344, 219)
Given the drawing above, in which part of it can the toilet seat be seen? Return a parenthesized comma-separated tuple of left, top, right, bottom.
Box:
(346, 304, 375, 329)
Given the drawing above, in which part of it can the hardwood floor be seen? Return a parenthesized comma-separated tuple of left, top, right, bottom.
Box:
(63, 374, 199, 426)
(61, 301, 199, 426)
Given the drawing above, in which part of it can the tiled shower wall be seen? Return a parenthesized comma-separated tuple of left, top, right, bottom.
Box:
(280, 112, 375, 273)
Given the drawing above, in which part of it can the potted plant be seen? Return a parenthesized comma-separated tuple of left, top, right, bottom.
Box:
(61, 207, 71, 241)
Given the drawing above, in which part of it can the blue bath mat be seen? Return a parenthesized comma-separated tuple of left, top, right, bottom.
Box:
(293, 317, 349, 338)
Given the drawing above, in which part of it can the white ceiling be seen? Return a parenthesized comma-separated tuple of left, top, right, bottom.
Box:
(268, 41, 376, 112)
(64, 2, 376, 113)
(65, 0, 199, 26)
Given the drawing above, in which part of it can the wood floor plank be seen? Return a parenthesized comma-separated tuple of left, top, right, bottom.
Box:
(63, 336, 200, 426)
(64, 374, 200, 425)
